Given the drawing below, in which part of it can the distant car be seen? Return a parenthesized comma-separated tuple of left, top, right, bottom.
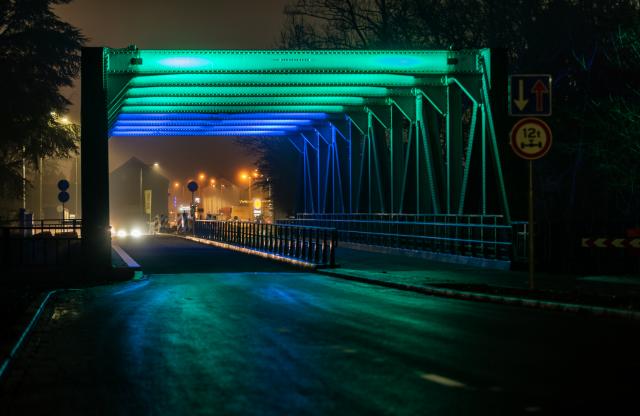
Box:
(111, 219, 147, 238)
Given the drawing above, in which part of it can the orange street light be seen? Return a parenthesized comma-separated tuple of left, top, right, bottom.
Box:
(199, 173, 206, 181)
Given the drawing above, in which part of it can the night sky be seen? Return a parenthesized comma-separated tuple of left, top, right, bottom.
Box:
(55, 0, 290, 182)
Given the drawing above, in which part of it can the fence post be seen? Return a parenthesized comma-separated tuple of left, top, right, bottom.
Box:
(314, 229, 321, 264)
(330, 228, 337, 267)
(301, 227, 308, 261)
(321, 229, 328, 265)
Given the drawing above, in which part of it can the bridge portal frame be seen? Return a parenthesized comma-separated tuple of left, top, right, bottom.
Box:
(81, 47, 510, 268)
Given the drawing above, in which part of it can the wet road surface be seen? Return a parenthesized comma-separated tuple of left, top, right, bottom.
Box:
(1, 236, 639, 415)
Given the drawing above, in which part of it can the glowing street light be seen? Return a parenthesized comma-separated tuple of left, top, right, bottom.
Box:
(153, 162, 159, 167)
(239, 170, 254, 200)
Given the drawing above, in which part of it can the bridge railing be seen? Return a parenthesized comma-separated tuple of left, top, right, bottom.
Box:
(1, 221, 83, 269)
(278, 213, 512, 260)
(193, 220, 337, 267)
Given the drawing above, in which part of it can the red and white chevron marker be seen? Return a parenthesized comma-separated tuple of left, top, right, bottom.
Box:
(581, 238, 640, 248)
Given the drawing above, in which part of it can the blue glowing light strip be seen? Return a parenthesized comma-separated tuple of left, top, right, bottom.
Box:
(111, 125, 302, 132)
(113, 119, 317, 126)
(116, 112, 332, 120)
(110, 130, 293, 137)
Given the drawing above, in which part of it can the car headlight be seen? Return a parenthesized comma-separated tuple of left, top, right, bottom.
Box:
(131, 228, 142, 238)
(117, 229, 128, 238)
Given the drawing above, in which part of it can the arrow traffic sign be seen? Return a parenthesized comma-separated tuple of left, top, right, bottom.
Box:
(509, 74, 552, 116)
(581, 237, 640, 249)
(594, 238, 608, 248)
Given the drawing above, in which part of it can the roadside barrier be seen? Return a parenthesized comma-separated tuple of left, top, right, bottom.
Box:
(192, 220, 337, 267)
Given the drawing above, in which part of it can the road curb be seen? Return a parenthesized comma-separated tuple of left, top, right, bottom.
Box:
(1, 290, 58, 382)
(316, 269, 640, 320)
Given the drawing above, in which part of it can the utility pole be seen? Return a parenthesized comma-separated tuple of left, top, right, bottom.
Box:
(139, 167, 144, 223)
(22, 147, 26, 210)
(39, 157, 44, 219)
(75, 155, 79, 217)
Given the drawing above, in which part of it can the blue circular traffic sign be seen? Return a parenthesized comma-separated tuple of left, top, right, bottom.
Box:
(187, 181, 198, 192)
(58, 191, 70, 203)
(57, 179, 70, 191)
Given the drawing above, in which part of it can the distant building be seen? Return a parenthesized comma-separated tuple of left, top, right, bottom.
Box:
(109, 157, 168, 232)
(199, 178, 240, 219)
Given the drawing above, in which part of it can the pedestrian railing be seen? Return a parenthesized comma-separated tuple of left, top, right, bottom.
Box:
(279, 213, 513, 260)
(193, 220, 337, 267)
(1, 223, 83, 269)
(0, 219, 83, 237)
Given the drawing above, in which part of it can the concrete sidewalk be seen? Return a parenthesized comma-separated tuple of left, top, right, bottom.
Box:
(319, 246, 640, 313)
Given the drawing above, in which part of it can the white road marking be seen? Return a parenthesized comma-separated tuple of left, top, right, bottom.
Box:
(420, 373, 467, 388)
(112, 243, 141, 269)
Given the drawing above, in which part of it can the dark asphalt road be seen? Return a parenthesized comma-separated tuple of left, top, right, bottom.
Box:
(2, 236, 639, 415)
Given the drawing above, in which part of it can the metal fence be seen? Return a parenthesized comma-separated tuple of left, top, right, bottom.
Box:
(1, 221, 83, 269)
(193, 220, 337, 267)
(279, 213, 513, 260)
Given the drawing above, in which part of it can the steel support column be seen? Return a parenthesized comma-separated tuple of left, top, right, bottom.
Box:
(390, 105, 404, 213)
(81, 47, 111, 269)
(446, 83, 463, 213)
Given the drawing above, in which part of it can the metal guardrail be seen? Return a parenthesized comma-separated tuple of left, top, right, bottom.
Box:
(0, 219, 82, 237)
(280, 213, 513, 260)
(193, 220, 337, 267)
(1, 225, 82, 269)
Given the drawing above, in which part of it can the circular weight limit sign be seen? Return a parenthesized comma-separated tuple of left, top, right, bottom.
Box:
(510, 118, 552, 160)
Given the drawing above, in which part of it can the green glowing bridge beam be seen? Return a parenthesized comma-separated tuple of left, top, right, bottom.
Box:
(125, 86, 396, 98)
(126, 74, 424, 88)
(121, 96, 381, 107)
(118, 105, 353, 114)
(107, 49, 484, 75)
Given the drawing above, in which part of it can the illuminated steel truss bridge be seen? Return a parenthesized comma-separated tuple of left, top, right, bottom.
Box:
(82, 47, 513, 266)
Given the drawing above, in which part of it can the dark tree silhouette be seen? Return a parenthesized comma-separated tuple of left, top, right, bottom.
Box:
(0, 0, 84, 197)
(266, 1, 640, 271)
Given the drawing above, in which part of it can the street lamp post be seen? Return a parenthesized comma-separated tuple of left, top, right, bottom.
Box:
(139, 167, 144, 224)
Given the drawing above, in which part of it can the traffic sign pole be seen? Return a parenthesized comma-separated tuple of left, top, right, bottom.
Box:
(187, 181, 199, 235)
(528, 160, 534, 289)
(509, 117, 552, 290)
(57, 180, 71, 225)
